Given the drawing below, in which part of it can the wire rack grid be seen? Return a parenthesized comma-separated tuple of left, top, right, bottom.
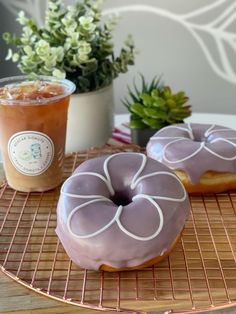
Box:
(0, 145, 236, 314)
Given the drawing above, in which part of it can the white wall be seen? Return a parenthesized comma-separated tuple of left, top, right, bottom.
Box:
(1, 0, 236, 115)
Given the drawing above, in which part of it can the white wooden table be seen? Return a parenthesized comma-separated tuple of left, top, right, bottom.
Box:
(115, 112, 236, 129)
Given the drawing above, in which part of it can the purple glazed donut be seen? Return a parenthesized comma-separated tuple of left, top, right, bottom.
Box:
(56, 152, 190, 271)
(147, 123, 236, 193)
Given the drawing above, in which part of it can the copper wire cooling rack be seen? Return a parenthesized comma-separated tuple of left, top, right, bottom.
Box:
(0, 145, 236, 314)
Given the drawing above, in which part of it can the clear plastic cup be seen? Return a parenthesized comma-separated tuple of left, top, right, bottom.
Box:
(0, 75, 75, 192)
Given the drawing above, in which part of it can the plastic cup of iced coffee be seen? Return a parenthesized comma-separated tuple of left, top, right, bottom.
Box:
(0, 75, 75, 192)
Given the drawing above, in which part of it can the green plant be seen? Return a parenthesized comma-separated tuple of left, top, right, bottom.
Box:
(3, 0, 135, 93)
(123, 75, 192, 129)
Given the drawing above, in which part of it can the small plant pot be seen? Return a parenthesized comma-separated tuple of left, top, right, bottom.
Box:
(131, 128, 159, 147)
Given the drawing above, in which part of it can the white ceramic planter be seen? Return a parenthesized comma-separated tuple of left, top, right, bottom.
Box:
(65, 84, 114, 153)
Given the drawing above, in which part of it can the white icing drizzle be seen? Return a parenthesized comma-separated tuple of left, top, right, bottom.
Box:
(61, 171, 115, 197)
(210, 138, 236, 147)
(153, 124, 236, 163)
(117, 195, 164, 241)
(103, 152, 147, 190)
(62, 153, 187, 241)
(151, 123, 194, 140)
(204, 145, 236, 160)
(204, 124, 215, 137)
(67, 195, 164, 241)
(133, 171, 187, 202)
(187, 123, 194, 138)
(67, 199, 119, 239)
(163, 140, 205, 163)
(150, 136, 187, 140)
(204, 124, 236, 137)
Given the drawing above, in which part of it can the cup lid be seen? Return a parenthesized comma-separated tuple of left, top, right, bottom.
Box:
(0, 75, 76, 105)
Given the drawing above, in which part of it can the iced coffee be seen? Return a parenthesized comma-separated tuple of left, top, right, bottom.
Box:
(0, 76, 75, 192)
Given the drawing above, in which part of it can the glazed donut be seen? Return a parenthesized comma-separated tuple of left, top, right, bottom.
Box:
(147, 123, 236, 194)
(56, 152, 190, 271)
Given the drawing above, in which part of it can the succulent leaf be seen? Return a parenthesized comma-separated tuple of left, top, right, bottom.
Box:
(144, 108, 168, 120)
(140, 93, 154, 107)
(129, 119, 147, 129)
(152, 97, 166, 108)
(142, 118, 163, 129)
(151, 89, 159, 99)
(130, 103, 145, 117)
(166, 99, 176, 109)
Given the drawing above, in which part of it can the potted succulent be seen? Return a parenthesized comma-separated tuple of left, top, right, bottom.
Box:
(3, 0, 135, 152)
(123, 75, 192, 147)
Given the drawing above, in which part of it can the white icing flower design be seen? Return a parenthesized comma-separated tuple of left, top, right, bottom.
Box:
(151, 124, 236, 163)
(60, 153, 187, 241)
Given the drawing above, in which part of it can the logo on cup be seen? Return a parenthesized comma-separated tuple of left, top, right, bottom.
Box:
(8, 131, 54, 176)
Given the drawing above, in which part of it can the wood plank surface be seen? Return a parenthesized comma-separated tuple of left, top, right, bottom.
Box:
(1, 271, 236, 314)
(0, 272, 104, 314)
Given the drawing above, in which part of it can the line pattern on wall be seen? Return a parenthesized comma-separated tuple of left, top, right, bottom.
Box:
(2, 0, 236, 84)
(103, 0, 236, 85)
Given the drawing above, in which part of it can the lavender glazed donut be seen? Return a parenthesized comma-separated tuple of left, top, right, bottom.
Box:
(56, 152, 190, 271)
(147, 123, 236, 193)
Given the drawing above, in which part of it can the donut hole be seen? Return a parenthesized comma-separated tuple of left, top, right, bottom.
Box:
(111, 191, 132, 206)
(192, 130, 206, 143)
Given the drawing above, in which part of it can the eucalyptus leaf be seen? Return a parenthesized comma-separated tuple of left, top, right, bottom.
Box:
(2, 0, 136, 93)
(78, 76, 90, 91)
(80, 59, 98, 75)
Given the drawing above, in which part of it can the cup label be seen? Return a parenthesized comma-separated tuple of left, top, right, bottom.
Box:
(8, 131, 54, 176)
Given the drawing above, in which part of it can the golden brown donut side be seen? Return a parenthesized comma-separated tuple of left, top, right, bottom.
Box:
(175, 170, 236, 194)
(99, 232, 182, 272)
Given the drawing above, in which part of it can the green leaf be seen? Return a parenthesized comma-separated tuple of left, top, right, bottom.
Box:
(175, 91, 185, 101)
(2, 32, 11, 43)
(166, 99, 176, 108)
(130, 103, 145, 117)
(163, 86, 172, 99)
(127, 85, 140, 103)
(130, 113, 141, 120)
(143, 108, 168, 120)
(151, 89, 159, 99)
(171, 108, 189, 114)
(132, 77, 141, 99)
(152, 97, 166, 108)
(142, 118, 163, 129)
(121, 97, 131, 110)
(129, 119, 147, 129)
(80, 59, 98, 75)
(77, 76, 90, 92)
(149, 75, 162, 93)
(140, 72, 148, 93)
(140, 93, 153, 106)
